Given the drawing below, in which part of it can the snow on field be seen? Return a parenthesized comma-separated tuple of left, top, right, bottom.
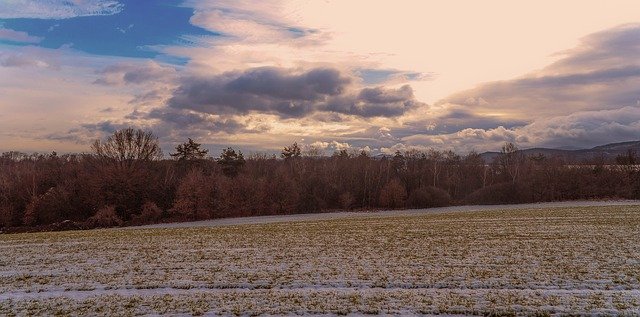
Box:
(133, 199, 640, 229)
(1, 203, 640, 315)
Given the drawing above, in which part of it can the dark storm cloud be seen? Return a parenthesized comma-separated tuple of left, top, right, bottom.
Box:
(322, 85, 421, 118)
(226, 67, 349, 100)
(358, 85, 413, 104)
(145, 108, 249, 134)
(81, 121, 122, 134)
(168, 67, 422, 118)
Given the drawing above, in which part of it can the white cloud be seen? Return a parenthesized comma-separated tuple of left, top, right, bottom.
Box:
(0, 0, 123, 19)
(0, 46, 59, 69)
(309, 141, 329, 150)
(330, 141, 351, 151)
(399, 105, 640, 153)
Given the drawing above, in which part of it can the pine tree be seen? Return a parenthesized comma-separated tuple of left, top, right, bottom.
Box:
(217, 147, 245, 177)
(170, 138, 209, 161)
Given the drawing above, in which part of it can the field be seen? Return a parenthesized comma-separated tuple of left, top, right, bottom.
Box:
(1, 203, 640, 316)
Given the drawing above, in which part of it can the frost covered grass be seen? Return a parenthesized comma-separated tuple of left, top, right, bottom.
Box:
(1, 204, 640, 315)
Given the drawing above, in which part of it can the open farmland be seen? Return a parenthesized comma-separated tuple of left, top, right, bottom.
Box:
(1, 204, 640, 316)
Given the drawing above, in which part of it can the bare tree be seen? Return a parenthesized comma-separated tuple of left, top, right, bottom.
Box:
(428, 149, 443, 187)
(92, 128, 163, 166)
(302, 144, 324, 157)
(498, 142, 525, 183)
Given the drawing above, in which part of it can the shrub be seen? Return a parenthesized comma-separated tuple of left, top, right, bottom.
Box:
(22, 187, 72, 226)
(132, 201, 163, 224)
(465, 182, 529, 205)
(406, 186, 451, 208)
(0, 205, 15, 228)
(85, 206, 123, 228)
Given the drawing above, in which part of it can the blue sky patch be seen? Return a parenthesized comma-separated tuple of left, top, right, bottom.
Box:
(356, 69, 401, 85)
(0, 0, 216, 62)
(357, 68, 430, 85)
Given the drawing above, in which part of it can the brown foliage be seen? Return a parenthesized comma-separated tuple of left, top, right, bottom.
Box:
(465, 182, 529, 205)
(132, 201, 163, 225)
(23, 187, 72, 226)
(0, 205, 16, 228)
(170, 169, 218, 220)
(406, 186, 451, 208)
(379, 179, 407, 209)
(85, 206, 123, 228)
(2, 139, 640, 232)
(339, 192, 356, 210)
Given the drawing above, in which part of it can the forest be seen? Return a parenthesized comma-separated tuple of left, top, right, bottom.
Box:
(1, 128, 639, 232)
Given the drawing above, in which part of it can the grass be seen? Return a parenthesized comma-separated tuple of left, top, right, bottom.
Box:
(1, 205, 640, 315)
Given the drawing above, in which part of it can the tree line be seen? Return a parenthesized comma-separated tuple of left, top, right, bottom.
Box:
(1, 128, 639, 232)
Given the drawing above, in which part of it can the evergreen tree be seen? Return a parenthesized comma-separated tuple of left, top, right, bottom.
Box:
(217, 147, 245, 177)
(170, 138, 209, 161)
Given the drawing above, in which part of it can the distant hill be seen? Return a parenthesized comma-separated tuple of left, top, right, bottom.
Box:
(480, 140, 640, 163)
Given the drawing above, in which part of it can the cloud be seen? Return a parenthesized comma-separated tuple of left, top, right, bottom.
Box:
(94, 61, 177, 86)
(358, 85, 413, 104)
(225, 67, 348, 100)
(1, 53, 50, 68)
(145, 108, 249, 134)
(439, 24, 640, 119)
(515, 105, 640, 149)
(378, 23, 640, 152)
(0, 0, 123, 19)
(128, 90, 166, 106)
(48, 107, 254, 146)
(116, 24, 134, 34)
(324, 85, 420, 118)
(47, 121, 128, 144)
(0, 47, 60, 68)
(0, 28, 43, 43)
(0, 44, 130, 70)
(162, 0, 421, 80)
(548, 24, 640, 74)
(397, 105, 527, 140)
(168, 66, 422, 118)
(11, 4, 640, 155)
(185, 1, 322, 46)
(396, 105, 640, 153)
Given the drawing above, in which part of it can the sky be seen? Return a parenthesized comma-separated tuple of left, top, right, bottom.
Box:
(2, 0, 640, 155)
